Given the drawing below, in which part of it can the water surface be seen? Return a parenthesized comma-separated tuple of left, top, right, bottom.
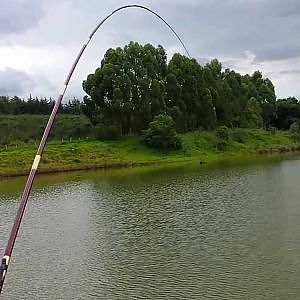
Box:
(1, 158, 300, 299)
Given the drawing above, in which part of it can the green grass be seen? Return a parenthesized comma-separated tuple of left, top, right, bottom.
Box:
(0, 129, 298, 177)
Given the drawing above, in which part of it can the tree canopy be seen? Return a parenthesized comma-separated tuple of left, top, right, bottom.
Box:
(0, 96, 82, 115)
(82, 42, 279, 135)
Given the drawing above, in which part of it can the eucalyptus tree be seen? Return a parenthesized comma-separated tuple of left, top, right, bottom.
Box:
(83, 42, 167, 135)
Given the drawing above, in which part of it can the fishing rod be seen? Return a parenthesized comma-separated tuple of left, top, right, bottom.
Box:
(0, 4, 190, 295)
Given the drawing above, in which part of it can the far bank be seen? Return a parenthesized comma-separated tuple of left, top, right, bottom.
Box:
(0, 129, 299, 178)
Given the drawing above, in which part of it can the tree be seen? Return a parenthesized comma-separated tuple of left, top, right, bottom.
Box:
(289, 122, 300, 143)
(250, 72, 276, 128)
(81, 41, 278, 134)
(82, 42, 168, 135)
(241, 97, 263, 128)
(215, 126, 229, 150)
(274, 97, 300, 129)
(167, 54, 201, 130)
(62, 98, 82, 115)
(215, 79, 233, 126)
(142, 114, 182, 150)
(198, 88, 216, 129)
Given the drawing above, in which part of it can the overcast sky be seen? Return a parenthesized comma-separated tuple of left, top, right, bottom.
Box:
(1, 0, 299, 101)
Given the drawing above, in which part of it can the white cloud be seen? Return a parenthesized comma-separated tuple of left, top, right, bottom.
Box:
(219, 51, 300, 98)
(0, 0, 44, 36)
(0, 68, 35, 95)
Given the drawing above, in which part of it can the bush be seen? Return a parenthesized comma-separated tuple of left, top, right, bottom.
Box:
(142, 114, 182, 150)
(215, 126, 229, 150)
(95, 124, 121, 140)
(289, 122, 300, 143)
(231, 129, 249, 144)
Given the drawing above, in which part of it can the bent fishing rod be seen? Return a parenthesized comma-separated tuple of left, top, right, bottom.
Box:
(0, 4, 190, 295)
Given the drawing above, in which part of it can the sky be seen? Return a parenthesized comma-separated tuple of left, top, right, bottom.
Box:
(0, 0, 299, 101)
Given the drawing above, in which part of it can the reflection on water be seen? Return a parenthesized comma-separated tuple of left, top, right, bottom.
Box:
(1, 158, 300, 299)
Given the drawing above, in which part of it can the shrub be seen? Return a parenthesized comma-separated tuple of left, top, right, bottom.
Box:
(142, 114, 182, 150)
(215, 126, 229, 150)
(289, 122, 300, 143)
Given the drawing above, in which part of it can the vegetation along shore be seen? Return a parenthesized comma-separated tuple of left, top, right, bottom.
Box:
(0, 127, 299, 178)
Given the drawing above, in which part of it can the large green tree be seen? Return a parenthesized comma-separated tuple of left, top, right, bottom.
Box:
(82, 42, 277, 135)
(83, 42, 167, 135)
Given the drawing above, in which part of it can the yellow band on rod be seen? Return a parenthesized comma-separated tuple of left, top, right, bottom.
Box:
(31, 155, 41, 170)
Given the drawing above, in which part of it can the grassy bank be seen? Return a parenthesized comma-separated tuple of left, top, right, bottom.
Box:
(0, 129, 299, 177)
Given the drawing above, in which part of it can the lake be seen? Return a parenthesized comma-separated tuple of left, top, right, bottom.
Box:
(1, 157, 300, 299)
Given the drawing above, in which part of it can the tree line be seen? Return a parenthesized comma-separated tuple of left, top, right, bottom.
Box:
(1, 41, 300, 135)
(82, 41, 299, 135)
(0, 96, 82, 115)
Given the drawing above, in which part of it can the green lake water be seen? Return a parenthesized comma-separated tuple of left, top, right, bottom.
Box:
(1, 157, 300, 299)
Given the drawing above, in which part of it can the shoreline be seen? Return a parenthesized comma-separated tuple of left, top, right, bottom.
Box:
(1, 147, 299, 180)
(0, 159, 188, 179)
(1, 130, 299, 180)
